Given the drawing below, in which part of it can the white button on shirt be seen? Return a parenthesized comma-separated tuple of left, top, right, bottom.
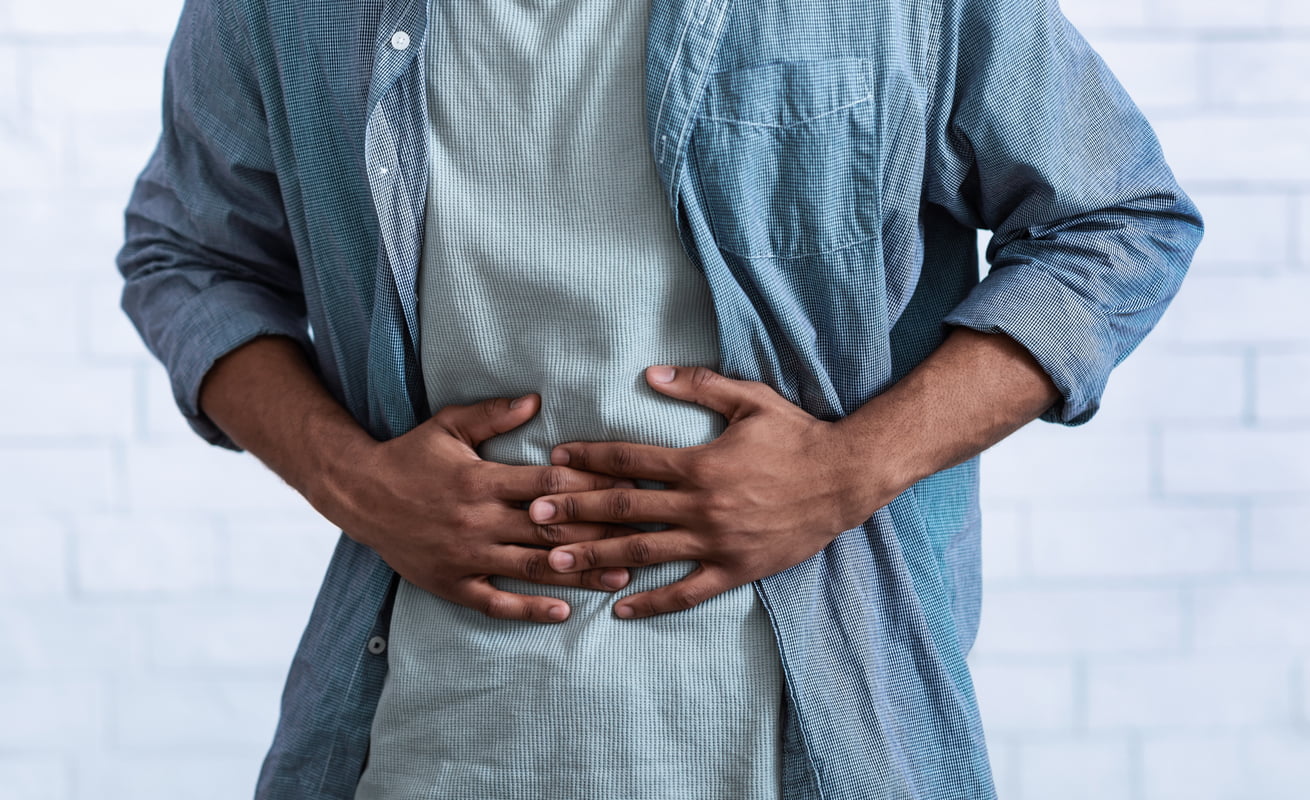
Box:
(390, 31, 410, 50)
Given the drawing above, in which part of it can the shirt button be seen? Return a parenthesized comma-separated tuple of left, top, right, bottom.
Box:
(367, 635, 387, 655)
(390, 31, 411, 50)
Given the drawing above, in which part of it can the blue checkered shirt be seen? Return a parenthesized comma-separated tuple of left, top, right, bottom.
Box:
(116, 0, 1203, 797)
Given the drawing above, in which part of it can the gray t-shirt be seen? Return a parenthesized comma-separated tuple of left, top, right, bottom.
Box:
(351, 0, 785, 798)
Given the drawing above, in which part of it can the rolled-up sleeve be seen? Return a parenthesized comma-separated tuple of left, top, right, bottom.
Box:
(116, 0, 311, 449)
(925, 0, 1204, 425)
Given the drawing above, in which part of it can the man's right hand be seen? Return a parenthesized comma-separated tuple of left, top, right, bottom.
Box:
(198, 336, 634, 625)
(310, 393, 637, 623)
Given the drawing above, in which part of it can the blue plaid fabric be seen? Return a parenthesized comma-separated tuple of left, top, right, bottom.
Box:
(117, 0, 1203, 797)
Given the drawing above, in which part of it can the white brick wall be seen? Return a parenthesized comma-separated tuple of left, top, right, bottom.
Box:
(0, 0, 1305, 797)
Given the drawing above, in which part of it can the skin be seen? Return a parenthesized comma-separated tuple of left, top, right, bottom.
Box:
(525, 325, 1061, 618)
(199, 326, 1059, 622)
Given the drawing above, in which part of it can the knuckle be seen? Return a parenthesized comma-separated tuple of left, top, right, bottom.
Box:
(480, 397, 508, 420)
(626, 537, 654, 566)
(535, 523, 566, 546)
(540, 466, 568, 496)
(612, 444, 638, 473)
(479, 593, 513, 619)
(579, 546, 601, 569)
(671, 585, 703, 611)
(521, 552, 547, 582)
(606, 490, 633, 520)
(690, 366, 719, 390)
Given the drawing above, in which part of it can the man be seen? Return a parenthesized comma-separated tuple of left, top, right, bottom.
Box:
(117, 0, 1202, 796)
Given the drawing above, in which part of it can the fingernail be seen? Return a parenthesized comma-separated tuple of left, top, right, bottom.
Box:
(600, 569, 629, 590)
(615, 479, 636, 489)
(550, 447, 570, 465)
(648, 365, 676, 383)
(547, 604, 569, 622)
(549, 550, 575, 571)
(614, 604, 635, 619)
(510, 394, 530, 409)
(530, 500, 555, 523)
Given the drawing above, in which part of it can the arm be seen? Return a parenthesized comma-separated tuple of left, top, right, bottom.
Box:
(525, 0, 1203, 616)
(526, 328, 1055, 619)
(197, 336, 636, 622)
(119, 0, 630, 622)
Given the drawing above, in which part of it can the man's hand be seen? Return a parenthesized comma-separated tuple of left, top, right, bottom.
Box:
(527, 365, 894, 619)
(309, 393, 639, 623)
(198, 336, 638, 625)
(528, 328, 1062, 619)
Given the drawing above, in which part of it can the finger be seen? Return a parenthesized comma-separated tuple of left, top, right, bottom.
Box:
(486, 462, 638, 503)
(644, 365, 774, 423)
(507, 516, 646, 549)
(545, 529, 705, 573)
(430, 393, 540, 449)
(486, 546, 632, 592)
(611, 565, 733, 619)
(450, 577, 571, 623)
(528, 487, 689, 528)
(548, 440, 686, 482)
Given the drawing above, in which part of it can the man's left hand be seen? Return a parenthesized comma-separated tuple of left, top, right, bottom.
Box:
(527, 364, 904, 619)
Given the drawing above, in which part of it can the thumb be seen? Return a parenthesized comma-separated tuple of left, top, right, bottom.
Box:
(429, 393, 540, 449)
(645, 365, 767, 423)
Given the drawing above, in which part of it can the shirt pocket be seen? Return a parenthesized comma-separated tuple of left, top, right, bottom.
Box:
(689, 57, 881, 261)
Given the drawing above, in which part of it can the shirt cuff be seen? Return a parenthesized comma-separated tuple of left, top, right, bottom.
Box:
(941, 263, 1118, 426)
(152, 280, 312, 450)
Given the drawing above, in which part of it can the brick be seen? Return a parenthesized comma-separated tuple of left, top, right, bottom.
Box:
(1161, 428, 1310, 495)
(0, 46, 20, 121)
(979, 501, 1026, 580)
(123, 445, 311, 513)
(80, 279, 151, 361)
(0, 756, 71, 800)
(0, 515, 68, 595)
(1143, 734, 1310, 800)
(28, 45, 168, 120)
(1298, 194, 1310, 268)
(0, 284, 82, 356)
(1152, 115, 1310, 183)
(0, 359, 135, 437)
(981, 425, 1152, 502)
(1029, 504, 1241, 577)
(1093, 40, 1202, 111)
(1250, 504, 1310, 573)
(983, 737, 1019, 800)
(0, 602, 145, 674)
(66, 111, 162, 191)
(1192, 581, 1310, 650)
(11, 0, 183, 36)
(1060, 0, 1149, 29)
(0, 678, 105, 748)
(1095, 347, 1245, 426)
(0, 120, 66, 191)
(1152, 0, 1274, 27)
(223, 514, 338, 594)
(1207, 40, 1310, 109)
(1087, 656, 1292, 728)
(1018, 739, 1133, 800)
(1142, 735, 1245, 800)
(1255, 351, 1310, 422)
(1183, 191, 1292, 272)
(972, 587, 1182, 656)
(143, 365, 198, 442)
(1153, 277, 1310, 344)
(144, 600, 311, 671)
(112, 677, 282, 750)
(73, 513, 221, 595)
(0, 191, 130, 277)
(0, 446, 116, 510)
(75, 754, 263, 800)
(1275, 0, 1310, 26)
(967, 659, 1077, 732)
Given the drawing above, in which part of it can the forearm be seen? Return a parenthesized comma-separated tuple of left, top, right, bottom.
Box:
(835, 326, 1060, 510)
(197, 335, 376, 509)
